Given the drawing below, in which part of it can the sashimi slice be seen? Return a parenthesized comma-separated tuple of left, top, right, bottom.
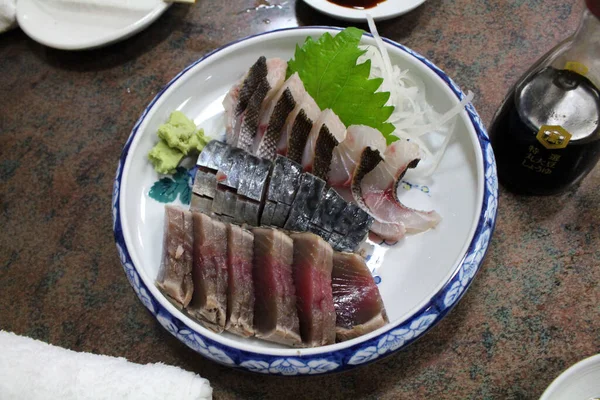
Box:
(254, 73, 306, 159)
(252, 228, 302, 346)
(237, 58, 287, 153)
(223, 56, 268, 146)
(352, 140, 441, 241)
(290, 233, 336, 347)
(328, 125, 386, 188)
(226, 224, 255, 337)
(301, 109, 346, 173)
(331, 252, 388, 342)
(278, 93, 320, 158)
(156, 206, 194, 308)
(188, 212, 228, 332)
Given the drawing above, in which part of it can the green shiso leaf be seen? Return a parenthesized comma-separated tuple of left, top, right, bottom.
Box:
(287, 27, 396, 143)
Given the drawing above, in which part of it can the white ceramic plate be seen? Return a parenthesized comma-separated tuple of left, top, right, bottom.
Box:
(540, 354, 600, 400)
(301, 0, 427, 22)
(113, 27, 497, 375)
(16, 0, 170, 51)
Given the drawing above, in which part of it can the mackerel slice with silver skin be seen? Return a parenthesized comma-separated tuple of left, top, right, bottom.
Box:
(238, 59, 287, 153)
(262, 156, 302, 227)
(192, 169, 216, 199)
(246, 158, 272, 202)
(290, 232, 336, 347)
(197, 140, 229, 172)
(301, 109, 346, 174)
(332, 252, 388, 342)
(224, 56, 268, 147)
(216, 147, 247, 190)
(252, 228, 302, 346)
(284, 173, 326, 232)
(188, 212, 228, 332)
(310, 188, 348, 234)
(156, 206, 194, 308)
(226, 224, 255, 337)
(254, 73, 306, 160)
(278, 93, 320, 159)
(332, 205, 373, 252)
(190, 194, 213, 215)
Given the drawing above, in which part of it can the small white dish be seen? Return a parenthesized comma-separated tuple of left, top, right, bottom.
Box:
(540, 354, 600, 400)
(301, 0, 427, 22)
(16, 0, 170, 51)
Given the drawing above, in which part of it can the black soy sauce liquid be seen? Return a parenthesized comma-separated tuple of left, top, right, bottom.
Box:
(490, 67, 600, 195)
(326, 0, 385, 10)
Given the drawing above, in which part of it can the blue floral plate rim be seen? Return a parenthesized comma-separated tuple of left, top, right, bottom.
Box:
(112, 26, 498, 375)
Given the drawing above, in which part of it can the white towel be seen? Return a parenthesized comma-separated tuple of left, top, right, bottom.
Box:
(0, 331, 212, 400)
(0, 0, 17, 33)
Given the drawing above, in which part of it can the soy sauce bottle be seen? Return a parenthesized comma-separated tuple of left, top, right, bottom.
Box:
(489, 0, 600, 195)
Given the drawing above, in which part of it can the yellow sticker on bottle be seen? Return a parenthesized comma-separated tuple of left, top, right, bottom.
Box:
(536, 125, 571, 149)
(565, 61, 589, 76)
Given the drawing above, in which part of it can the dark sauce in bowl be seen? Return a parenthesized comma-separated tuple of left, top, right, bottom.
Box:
(327, 0, 386, 10)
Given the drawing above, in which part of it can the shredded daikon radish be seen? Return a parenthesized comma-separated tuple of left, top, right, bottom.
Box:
(363, 13, 475, 175)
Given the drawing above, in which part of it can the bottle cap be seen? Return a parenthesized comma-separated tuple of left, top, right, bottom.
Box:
(586, 0, 600, 18)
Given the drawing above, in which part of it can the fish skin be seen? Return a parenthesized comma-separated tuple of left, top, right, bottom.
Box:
(188, 212, 228, 332)
(224, 56, 268, 146)
(284, 173, 326, 232)
(278, 93, 320, 157)
(255, 88, 296, 160)
(358, 139, 440, 240)
(236, 154, 259, 199)
(252, 228, 302, 346)
(290, 232, 336, 347)
(234, 197, 246, 224)
(310, 188, 347, 233)
(312, 125, 339, 181)
(216, 147, 246, 190)
(286, 109, 314, 164)
(265, 156, 302, 205)
(238, 81, 270, 153)
(225, 225, 255, 337)
(301, 109, 346, 173)
(246, 158, 272, 202)
(197, 140, 229, 172)
(243, 199, 261, 226)
(350, 147, 384, 215)
(190, 194, 213, 215)
(261, 201, 276, 226)
(192, 170, 216, 198)
(156, 206, 194, 308)
(331, 252, 388, 342)
(271, 203, 291, 228)
(328, 125, 387, 188)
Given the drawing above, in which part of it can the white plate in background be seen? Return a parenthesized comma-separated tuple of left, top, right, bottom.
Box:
(16, 0, 170, 50)
(540, 354, 600, 400)
(302, 0, 427, 22)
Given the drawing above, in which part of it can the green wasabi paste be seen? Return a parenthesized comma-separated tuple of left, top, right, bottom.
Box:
(148, 111, 209, 174)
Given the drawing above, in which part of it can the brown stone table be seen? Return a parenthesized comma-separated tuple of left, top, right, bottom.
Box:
(1, 0, 599, 398)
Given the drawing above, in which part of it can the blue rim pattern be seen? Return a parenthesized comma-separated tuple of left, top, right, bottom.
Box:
(112, 27, 498, 376)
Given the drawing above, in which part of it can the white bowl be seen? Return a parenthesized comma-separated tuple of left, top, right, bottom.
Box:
(112, 27, 498, 375)
(540, 354, 600, 400)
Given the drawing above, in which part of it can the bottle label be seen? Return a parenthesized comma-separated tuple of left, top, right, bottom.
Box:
(564, 61, 588, 76)
(536, 125, 571, 149)
(522, 145, 563, 175)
